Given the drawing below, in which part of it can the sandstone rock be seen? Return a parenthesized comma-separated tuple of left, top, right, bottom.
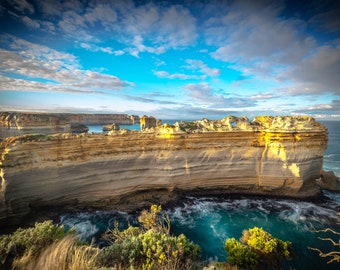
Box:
(0, 116, 328, 227)
(140, 115, 157, 130)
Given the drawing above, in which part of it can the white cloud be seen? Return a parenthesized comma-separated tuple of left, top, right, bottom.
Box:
(80, 42, 117, 55)
(250, 92, 281, 100)
(21, 15, 40, 29)
(204, 0, 340, 99)
(284, 42, 340, 95)
(184, 82, 255, 108)
(307, 104, 332, 110)
(185, 59, 221, 77)
(0, 35, 133, 93)
(153, 71, 204, 80)
(153, 59, 220, 80)
(128, 35, 166, 56)
(35, 1, 197, 55)
(84, 3, 117, 29)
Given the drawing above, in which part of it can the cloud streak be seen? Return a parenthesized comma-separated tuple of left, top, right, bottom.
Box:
(0, 35, 133, 94)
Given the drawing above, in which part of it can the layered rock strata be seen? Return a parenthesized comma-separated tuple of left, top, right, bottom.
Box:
(0, 112, 140, 138)
(0, 116, 328, 227)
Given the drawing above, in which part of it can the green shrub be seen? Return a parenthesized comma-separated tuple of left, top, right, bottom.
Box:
(0, 220, 73, 268)
(99, 205, 200, 270)
(225, 238, 259, 269)
(225, 227, 292, 269)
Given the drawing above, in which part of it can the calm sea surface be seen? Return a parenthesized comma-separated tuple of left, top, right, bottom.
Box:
(63, 120, 340, 269)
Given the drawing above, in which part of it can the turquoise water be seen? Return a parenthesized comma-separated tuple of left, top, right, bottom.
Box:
(87, 124, 140, 133)
(61, 120, 340, 269)
(60, 193, 340, 269)
(168, 194, 340, 269)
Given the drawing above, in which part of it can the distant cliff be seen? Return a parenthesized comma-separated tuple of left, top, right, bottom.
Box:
(0, 116, 328, 227)
(0, 112, 140, 138)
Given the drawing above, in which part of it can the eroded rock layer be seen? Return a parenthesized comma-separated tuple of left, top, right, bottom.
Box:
(0, 112, 140, 138)
(0, 116, 328, 226)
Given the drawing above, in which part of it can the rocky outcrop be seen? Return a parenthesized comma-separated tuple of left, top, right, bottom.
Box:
(317, 170, 340, 191)
(103, 123, 120, 132)
(140, 115, 157, 130)
(0, 116, 328, 227)
(71, 123, 89, 134)
(0, 112, 140, 138)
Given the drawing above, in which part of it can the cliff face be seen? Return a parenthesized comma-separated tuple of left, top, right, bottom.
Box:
(0, 116, 327, 227)
(69, 113, 139, 125)
(0, 112, 140, 138)
(0, 113, 71, 138)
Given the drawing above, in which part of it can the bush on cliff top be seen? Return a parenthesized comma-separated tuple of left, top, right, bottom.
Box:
(225, 227, 292, 269)
(98, 204, 201, 270)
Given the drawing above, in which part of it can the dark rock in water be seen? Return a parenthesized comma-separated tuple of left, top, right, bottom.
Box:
(71, 123, 89, 134)
(318, 170, 340, 192)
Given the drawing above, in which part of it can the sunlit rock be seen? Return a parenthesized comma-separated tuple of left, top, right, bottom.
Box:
(140, 115, 157, 131)
(0, 115, 328, 227)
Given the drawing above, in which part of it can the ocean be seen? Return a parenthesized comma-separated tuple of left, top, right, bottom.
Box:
(322, 121, 340, 177)
(63, 120, 340, 269)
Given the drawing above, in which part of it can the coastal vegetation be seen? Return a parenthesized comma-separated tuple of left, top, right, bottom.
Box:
(224, 227, 292, 269)
(0, 205, 200, 270)
(3, 205, 338, 269)
(98, 205, 200, 269)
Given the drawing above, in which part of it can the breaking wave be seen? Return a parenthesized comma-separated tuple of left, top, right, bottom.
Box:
(60, 210, 136, 242)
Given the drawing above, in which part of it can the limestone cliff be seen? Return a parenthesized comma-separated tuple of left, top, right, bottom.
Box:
(0, 112, 140, 138)
(0, 112, 71, 138)
(0, 116, 328, 227)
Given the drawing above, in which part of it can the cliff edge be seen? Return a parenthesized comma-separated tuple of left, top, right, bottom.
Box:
(0, 116, 328, 227)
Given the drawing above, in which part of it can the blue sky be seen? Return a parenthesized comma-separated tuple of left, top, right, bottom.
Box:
(0, 0, 339, 120)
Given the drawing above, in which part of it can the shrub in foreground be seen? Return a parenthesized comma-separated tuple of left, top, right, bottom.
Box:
(225, 227, 292, 269)
(98, 204, 200, 270)
(0, 205, 200, 270)
(0, 220, 71, 268)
